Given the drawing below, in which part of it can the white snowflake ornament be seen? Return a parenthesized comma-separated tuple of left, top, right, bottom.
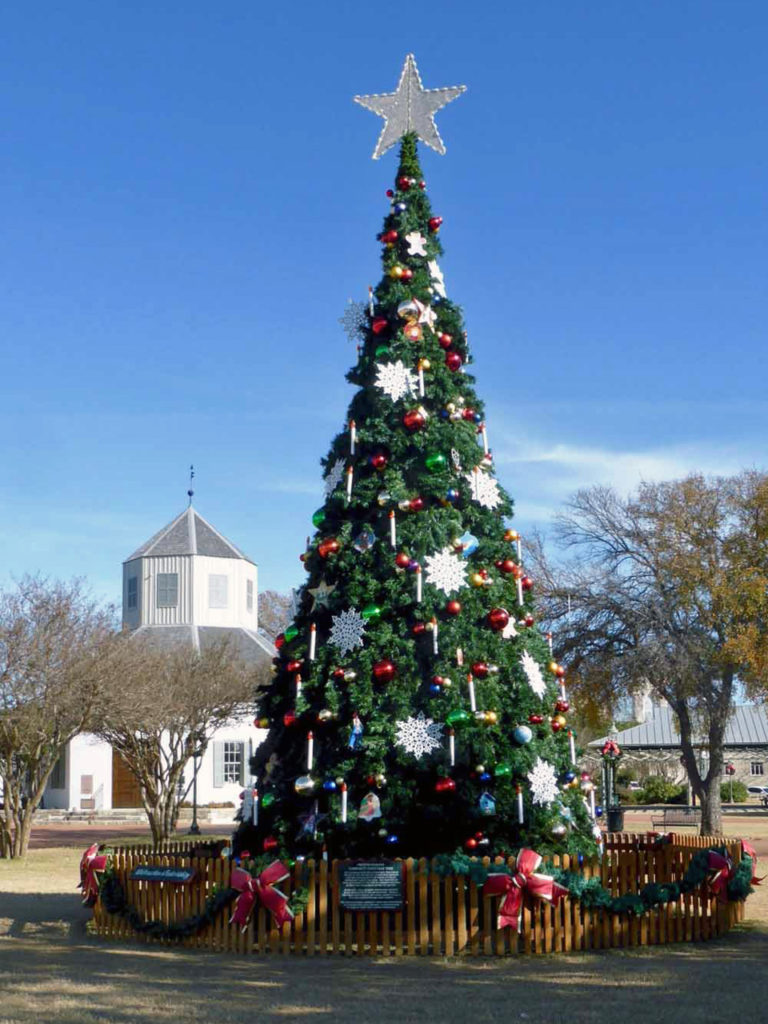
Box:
(428, 259, 446, 298)
(338, 300, 368, 342)
(466, 469, 502, 509)
(323, 458, 346, 497)
(405, 231, 428, 256)
(374, 360, 418, 403)
(395, 712, 443, 759)
(328, 608, 367, 656)
(520, 650, 547, 699)
(424, 547, 468, 595)
(527, 758, 560, 807)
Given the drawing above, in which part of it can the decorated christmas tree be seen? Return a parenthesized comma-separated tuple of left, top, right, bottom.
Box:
(248, 55, 599, 860)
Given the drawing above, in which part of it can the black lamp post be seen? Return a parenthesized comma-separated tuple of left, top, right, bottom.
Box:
(188, 739, 205, 836)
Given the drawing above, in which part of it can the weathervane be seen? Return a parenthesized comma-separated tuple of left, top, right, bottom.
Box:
(187, 464, 195, 506)
(354, 54, 466, 160)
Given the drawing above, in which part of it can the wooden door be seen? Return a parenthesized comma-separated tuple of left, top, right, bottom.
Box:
(111, 751, 143, 808)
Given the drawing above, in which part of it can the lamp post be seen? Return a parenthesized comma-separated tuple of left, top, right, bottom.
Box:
(188, 737, 205, 836)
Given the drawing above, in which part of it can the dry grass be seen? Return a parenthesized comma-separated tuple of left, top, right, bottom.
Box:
(0, 834, 767, 1023)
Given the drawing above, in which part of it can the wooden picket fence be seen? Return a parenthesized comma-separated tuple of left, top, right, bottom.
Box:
(92, 833, 745, 956)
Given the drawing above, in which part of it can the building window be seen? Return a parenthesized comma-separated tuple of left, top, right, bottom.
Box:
(213, 741, 244, 787)
(209, 574, 228, 609)
(127, 576, 138, 610)
(156, 573, 178, 608)
(50, 750, 67, 789)
(246, 579, 254, 613)
(751, 762, 764, 776)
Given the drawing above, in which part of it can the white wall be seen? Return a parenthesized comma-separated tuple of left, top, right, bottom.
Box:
(44, 734, 113, 811)
(188, 713, 267, 808)
(192, 556, 258, 629)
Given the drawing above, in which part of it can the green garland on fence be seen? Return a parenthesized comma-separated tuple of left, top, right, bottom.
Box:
(433, 849, 754, 917)
(97, 863, 309, 943)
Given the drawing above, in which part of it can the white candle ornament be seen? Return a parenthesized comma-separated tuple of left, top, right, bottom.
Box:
(341, 783, 348, 823)
(416, 566, 422, 603)
(309, 623, 317, 661)
(448, 729, 455, 767)
(590, 789, 596, 817)
(516, 577, 524, 607)
(418, 365, 425, 397)
(468, 674, 477, 712)
(481, 425, 488, 454)
(568, 729, 576, 766)
(368, 285, 374, 316)
(516, 785, 524, 824)
(307, 731, 314, 771)
(252, 788, 258, 826)
(295, 673, 302, 699)
(389, 509, 396, 548)
(432, 618, 439, 655)
(350, 419, 356, 455)
(346, 465, 353, 502)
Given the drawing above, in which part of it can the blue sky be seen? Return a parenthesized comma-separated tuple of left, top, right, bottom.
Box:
(1, 1, 767, 605)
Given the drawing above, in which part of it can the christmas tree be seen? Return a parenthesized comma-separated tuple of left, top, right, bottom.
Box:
(249, 55, 598, 860)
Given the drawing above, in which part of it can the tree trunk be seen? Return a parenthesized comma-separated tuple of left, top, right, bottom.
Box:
(699, 775, 723, 835)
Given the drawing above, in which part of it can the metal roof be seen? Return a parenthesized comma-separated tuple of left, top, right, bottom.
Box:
(130, 624, 273, 665)
(125, 507, 254, 564)
(590, 703, 768, 748)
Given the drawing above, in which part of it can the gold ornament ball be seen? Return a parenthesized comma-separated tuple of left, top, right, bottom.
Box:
(389, 265, 404, 279)
(554, 713, 567, 728)
(470, 572, 485, 588)
(484, 710, 498, 725)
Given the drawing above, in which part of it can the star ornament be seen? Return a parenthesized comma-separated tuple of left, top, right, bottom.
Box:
(308, 579, 337, 611)
(354, 54, 466, 160)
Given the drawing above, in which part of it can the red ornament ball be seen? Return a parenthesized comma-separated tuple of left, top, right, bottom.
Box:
(263, 836, 279, 852)
(445, 600, 462, 616)
(409, 496, 425, 512)
(464, 837, 478, 850)
(371, 316, 389, 335)
(418, 180, 426, 190)
(528, 713, 544, 725)
(370, 451, 388, 470)
(555, 665, 566, 678)
(551, 716, 565, 733)
(275, 633, 286, 649)
(435, 777, 456, 793)
(438, 332, 453, 349)
(412, 621, 426, 635)
(317, 538, 340, 559)
(472, 662, 489, 679)
(428, 216, 443, 232)
(395, 552, 411, 569)
(445, 351, 463, 372)
(496, 559, 516, 574)
(386, 189, 394, 197)
(403, 409, 426, 432)
(283, 711, 297, 728)
(286, 660, 302, 673)
(555, 698, 570, 713)
(521, 575, 533, 591)
(397, 175, 412, 190)
(381, 229, 398, 243)
(487, 607, 510, 632)
(400, 267, 414, 281)
(373, 659, 396, 683)
(524, 613, 535, 626)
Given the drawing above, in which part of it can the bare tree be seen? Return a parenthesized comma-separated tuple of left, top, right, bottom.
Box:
(530, 473, 768, 835)
(0, 577, 117, 858)
(95, 638, 268, 845)
(258, 589, 293, 640)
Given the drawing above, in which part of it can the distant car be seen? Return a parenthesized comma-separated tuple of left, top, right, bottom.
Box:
(627, 781, 642, 791)
(747, 785, 768, 806)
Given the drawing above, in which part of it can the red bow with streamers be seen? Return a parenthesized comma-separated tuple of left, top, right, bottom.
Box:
(482, 848, 569, 931)
(706, 850, 734, 901)
(79, 843, 108, 906)
(229, 860, 294, 932)
(741, 840, 764, 885)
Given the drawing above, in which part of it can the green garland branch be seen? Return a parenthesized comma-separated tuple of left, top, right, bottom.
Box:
(434, 848, 754, 916)
(96, 860, 309, 943)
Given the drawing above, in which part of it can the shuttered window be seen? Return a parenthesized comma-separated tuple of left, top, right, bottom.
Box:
(213, 741, 244, 787)
(246, 579, 254, 613)
(751, 762, 764, 776)
(50, 750, 67, 789)
(127, 576, 138, 609)
(156, 573, 178, 608)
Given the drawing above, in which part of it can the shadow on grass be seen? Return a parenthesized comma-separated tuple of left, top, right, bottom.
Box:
(1, 889, 767, 1023)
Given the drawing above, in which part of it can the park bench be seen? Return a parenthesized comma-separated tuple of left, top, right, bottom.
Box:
(650, 807, 702, 830)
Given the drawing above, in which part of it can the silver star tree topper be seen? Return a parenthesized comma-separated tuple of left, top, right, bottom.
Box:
(355, 54, 466, 160)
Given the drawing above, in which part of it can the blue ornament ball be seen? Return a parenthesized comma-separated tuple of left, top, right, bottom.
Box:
(473, 413, 483, 423)
(386, 834, 399, 844)
(595, 806, 603, 818)
(564, 771, 576, 783)
(429, 684, 441, 695)
(322, 780, 338, 792)
(446, 488, 460, 503)
(480, 771, 492, 782)
(440, 409, 450, 420)
(394, 202, 407, 213)
(512, 725, 533, 745)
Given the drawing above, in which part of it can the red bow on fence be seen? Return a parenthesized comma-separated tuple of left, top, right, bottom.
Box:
(741, 840, 764, 886)
(706, 851, 734, 902)
(229, 860, 294, 932)
(79, 843, 108, 906)
(482, 849, 569, 932)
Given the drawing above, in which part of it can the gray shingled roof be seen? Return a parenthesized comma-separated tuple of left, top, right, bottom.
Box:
(590, 703, 768, 748)
(131, 624, 273, 666)
(125, 507, 253, 563)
